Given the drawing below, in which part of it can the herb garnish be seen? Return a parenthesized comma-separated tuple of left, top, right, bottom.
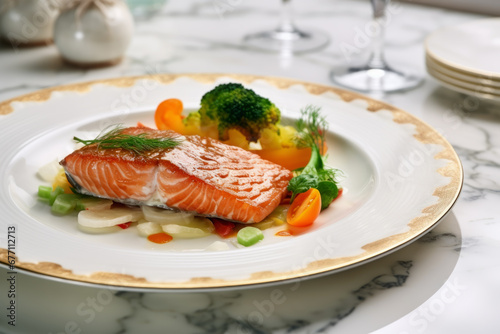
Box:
(74, 126, 181, 155)
(288, 106, 342, 210)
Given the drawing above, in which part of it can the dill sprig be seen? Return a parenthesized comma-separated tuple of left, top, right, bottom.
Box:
(73, 126, 181, 155)
(288, 105, 342, 209)
(295, 105, 328, 151)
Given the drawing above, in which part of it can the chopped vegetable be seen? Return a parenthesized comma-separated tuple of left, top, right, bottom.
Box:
(147, 232, 173, 244)
(162, 217, 215, 238)
(51, 193, 80, 215)
(38, 185, 52, 200)
(237, 226, 264, 247)
(78, 225, 121, 234)
(39, 185, 112, 215)
(49, 186, 65, 205)
(259, 128, 282, 149)
(37, 160, 61, 182)
(252, 205, 287, 230)
(142, 206, 194, 224)
(154, 98, 185, 133)
(162, 222, 212, 238)
(52, 169, 73, 194)
(137, 221, 163, 237)
(223, 129, 250, 150)
(77, 207, 143, 228)
(75, 198, 113, 211)
(212, 218, 235, 238)
(286, 188, 321, 227)
(253, 147, 312, 171)
(183, 111, 202, 136)
(287, 106, 341, 210)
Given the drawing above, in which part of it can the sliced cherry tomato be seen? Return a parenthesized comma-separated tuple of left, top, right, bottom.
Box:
(335, 188, 343, 200)
(286, 188, 321, 227)
(154, 98, 185, 133)
(212, 218, 236, 238)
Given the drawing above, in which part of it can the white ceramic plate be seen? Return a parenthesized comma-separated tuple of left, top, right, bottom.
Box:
(0, 74, 462, 290)
(426, 56, 500, 88)
(426, 62, 500, 96)
(427, 64, 500, 103)
(425, 18, 500, 78)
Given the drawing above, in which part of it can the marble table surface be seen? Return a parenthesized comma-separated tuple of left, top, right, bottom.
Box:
(1, 0, 499, 333)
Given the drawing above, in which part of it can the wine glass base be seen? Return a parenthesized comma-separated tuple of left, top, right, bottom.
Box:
(243, 27, 329, 53)
(330, 67, 423, 93)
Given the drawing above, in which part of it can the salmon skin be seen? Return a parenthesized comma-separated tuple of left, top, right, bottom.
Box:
(60, 127, 293, 223)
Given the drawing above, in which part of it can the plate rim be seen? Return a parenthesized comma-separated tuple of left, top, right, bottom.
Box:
(426, 56, 500, 89)
(0, 73, 464, 290)
(427, 65, 500, 102)
(426, 62, 500, 96)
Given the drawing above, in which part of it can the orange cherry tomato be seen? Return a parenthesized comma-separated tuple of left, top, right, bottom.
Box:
(287, 188, 321, 227)
(154, 98, 185, 133)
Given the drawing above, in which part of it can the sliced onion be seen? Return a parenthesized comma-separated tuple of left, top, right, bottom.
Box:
(37, 160, 61, 182)
(137, 221, 162, 237)
(142, 205, 194, 224)
(78, 207, 143, 228)
(162, 224, 209, 239)
(162, 217, 214, 238)
(78, 198, 113, 211)
(78, 225, 121, 234)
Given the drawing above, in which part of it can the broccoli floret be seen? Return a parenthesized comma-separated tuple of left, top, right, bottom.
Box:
(197, 83, 281, 142)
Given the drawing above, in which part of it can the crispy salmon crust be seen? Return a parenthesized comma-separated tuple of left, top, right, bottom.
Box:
(60, 127, 292, 223)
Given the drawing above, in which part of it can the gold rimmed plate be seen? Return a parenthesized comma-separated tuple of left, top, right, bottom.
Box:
(0, 74, 463, 291)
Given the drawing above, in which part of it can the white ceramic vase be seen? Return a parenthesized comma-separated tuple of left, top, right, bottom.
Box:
(54, 0, 134, 67)
(0, 0, 59, 47)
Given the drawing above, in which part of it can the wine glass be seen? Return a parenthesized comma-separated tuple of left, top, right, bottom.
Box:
(243, 0, 329, 53)
(330, 0, 422, 93)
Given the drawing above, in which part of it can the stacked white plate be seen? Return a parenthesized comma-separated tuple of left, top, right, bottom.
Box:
(425, 18, 500, 102)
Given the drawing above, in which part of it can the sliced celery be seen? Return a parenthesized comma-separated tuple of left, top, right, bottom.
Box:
(38, 186, 52, 200)
(237, 227, 264, 247)
(51, 194, 79, 215)
(49, 186, 65, 205)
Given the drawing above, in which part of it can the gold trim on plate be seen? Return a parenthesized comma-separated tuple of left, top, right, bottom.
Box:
(0, 74, 463, 289)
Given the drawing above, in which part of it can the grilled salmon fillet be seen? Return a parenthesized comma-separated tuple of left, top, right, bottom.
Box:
(60, 127, 292, 223)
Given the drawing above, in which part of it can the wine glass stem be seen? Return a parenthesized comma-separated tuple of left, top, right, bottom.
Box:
(277, 0, 296, 33)
(368, 0, 389, 69)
